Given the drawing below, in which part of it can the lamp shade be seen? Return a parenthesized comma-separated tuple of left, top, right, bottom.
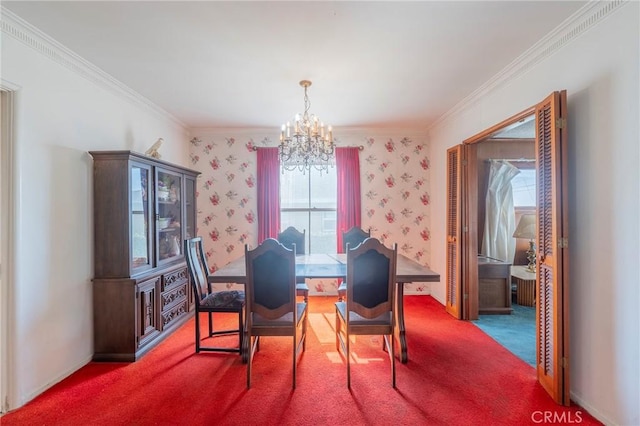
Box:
(513, 213, 536, 239)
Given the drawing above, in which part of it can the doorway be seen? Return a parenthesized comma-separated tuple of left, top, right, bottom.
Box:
(445, 91, 570, 405)
(471, 118, 537, 367)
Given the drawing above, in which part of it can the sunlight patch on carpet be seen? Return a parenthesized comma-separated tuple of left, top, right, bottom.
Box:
(350, 352, 385, 364)
(309, 313, 389, 364)
(326, 351, 343, 363)
(308, 312, 337, 344)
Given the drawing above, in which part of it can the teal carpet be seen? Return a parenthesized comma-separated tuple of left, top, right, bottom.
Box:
(472, 303, 536, 367)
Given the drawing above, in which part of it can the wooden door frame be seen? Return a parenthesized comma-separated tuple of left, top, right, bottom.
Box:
(448, 92, 569, 405)
(461, 143, 478, 320)
(0, 83, 17, 413)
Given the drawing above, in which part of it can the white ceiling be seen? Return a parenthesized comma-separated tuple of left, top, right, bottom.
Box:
(4, 1, 586, 130)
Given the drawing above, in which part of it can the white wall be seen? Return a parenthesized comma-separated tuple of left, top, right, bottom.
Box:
(1, 15, 190, 409)
(428, 3, 639, 425)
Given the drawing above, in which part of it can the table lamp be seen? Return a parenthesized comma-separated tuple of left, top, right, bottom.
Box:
(513, 213, 536, 272)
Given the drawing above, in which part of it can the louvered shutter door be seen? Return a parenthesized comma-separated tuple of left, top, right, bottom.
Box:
(536, 91, 570, 405)
(446, 146, 462, 318)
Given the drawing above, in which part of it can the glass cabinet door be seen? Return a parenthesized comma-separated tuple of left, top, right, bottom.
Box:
(184, 176, 196, 240)
(131, 163, 152, 272)
(157, 168, 183, 263)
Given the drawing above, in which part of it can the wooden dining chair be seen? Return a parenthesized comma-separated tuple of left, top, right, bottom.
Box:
(245, 238, 308, 388)
(338, 227, 371, 300)
(341, 226, 371, 252)
(277, 226, 309, 302)
(184, 237, 245, 355)
(277, 226, 306, 254)
(335, 237, 397, 388)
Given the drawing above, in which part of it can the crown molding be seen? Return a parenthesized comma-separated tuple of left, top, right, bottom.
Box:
(429, 0, 629, 131)
(2, 1, 627, 135)
(0, 7, 187, 130)
(192, 126, 428, 137)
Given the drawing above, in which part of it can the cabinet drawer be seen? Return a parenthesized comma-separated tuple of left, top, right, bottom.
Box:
(162, 267, 188, 291)
(161, 282, 188, 311)
(162, 299, 189, 330)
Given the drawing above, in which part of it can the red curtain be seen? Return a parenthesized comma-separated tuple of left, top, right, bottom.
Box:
(257, 147, 280, 243)
(336, 147, 361, 253)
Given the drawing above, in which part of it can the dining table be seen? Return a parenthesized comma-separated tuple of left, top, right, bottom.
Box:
(208, 252, 440, 363)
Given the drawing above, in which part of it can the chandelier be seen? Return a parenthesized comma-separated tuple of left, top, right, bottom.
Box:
(279, 80, 335, 172)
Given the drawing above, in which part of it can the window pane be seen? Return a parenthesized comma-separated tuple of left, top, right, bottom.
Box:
(310, 210, 336, 253)
(512, 169, 536, 207)
(280, 166, 337, 253)
(280, 211, 309, 253)
(310, 168, 336, 208)
(280, 210, 337, 253)
(280, 168, 309, 208)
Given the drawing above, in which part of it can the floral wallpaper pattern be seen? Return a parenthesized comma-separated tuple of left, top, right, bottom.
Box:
(188, 130, 432, 295)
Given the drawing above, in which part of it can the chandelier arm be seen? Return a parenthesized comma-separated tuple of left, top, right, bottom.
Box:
(279, 79, 335, 172)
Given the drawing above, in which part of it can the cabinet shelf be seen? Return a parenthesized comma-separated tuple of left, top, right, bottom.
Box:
(159, 227, 180, 232)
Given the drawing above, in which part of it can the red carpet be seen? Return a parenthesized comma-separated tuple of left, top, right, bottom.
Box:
(3, 296, 600, 425)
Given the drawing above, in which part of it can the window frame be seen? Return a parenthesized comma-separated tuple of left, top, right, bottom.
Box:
(510, 161, 537, 209)
(279, 166, 337, 254)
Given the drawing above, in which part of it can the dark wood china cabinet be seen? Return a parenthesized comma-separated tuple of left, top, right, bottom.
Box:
(89, 151, 199, 361)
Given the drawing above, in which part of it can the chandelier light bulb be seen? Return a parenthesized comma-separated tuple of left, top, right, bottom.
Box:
(279, 80, 335, 173)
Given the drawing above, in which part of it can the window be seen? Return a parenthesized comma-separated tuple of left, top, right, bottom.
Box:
(511, 168, 536, 207)
(280, 167, 336, 253)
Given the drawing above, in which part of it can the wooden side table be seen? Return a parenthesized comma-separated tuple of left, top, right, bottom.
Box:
(511, 265, 536, 307)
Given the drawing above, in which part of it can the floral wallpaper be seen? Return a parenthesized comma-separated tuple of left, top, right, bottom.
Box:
(188, 129, 433, 295)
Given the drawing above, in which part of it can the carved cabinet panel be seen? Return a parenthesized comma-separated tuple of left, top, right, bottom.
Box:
(137, 277, 161, 347)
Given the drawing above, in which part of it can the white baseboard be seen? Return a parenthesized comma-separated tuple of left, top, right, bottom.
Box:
(17, 354, 92, 409)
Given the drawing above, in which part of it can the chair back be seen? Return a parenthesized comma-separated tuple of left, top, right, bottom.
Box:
(277, 226, 306, 255)
(346, 237, 397, 319)
(245, 238, 297, 321)
(342, 226, 371, 252)
(184, 236, 211, 301)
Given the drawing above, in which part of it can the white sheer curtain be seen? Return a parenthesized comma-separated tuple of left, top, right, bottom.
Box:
(481, 160, 520, 262)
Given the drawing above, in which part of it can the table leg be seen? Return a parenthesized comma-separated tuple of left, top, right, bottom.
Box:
(395, 282, 408, 363)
